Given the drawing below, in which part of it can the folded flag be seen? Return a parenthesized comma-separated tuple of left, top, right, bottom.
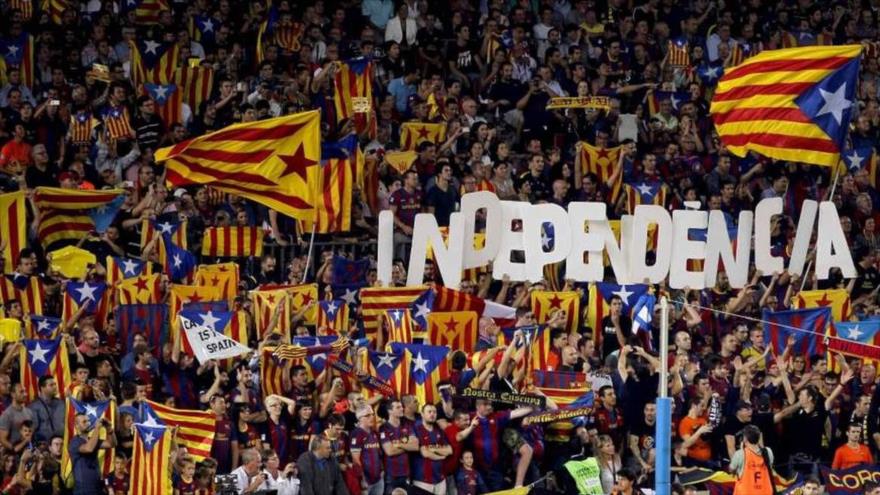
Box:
(48, 246, 96, 280)
(139, 399, 215, 460)
(33, 187, 124, 250)
(140, 216, 187, 249)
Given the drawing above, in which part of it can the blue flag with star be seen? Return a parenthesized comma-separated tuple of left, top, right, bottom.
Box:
(698, 62, 724, 86)
(843, 146, 875, 172)
(178, 307, 232, 334)
(134, 422, 167, 453)
(112, 256, 147, 279)
(65, 281, 107, 314)
(88, 194, 125, 233)
(409, 289, 436, 328)
(369, 350, 403, 382)
(632, 293, 656, 340)
(161, 234, 195, 282)
(29, 315, 61, 339)
(794, 56, 860, 152)
(143, 83, 176, 105)
(69, 397, 112, 428)
(23, 338, 61, 376)
(834, 320, 880, 344)
(332, 285, 361, 308)
(594, 283, 649, 314)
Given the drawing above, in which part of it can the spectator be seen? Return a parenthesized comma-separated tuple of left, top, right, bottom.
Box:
(68, 413, 116, 495)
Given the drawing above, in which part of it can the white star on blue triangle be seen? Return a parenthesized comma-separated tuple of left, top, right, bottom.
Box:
(794, 57, 860, 151)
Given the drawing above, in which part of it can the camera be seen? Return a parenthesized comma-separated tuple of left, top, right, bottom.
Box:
(214, 474, 239, 495)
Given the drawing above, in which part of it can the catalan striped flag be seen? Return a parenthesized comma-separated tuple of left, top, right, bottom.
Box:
(169, 284, 223, 337)
(623, 180, 670, 214)
(368, 350, 405, 392)
(158, 234, 196, 283)
(194, 263, 239, 307)
(188, 15, 218, 44)
(668, 38, 690, 67)
(763, 307, 831, 365)
(300, 135, 359, 233)
(116, 303, 167, 356)
(531, 370, 594, 408)
(20, 338, 71, 402)
(106, 256, 150, 286)
(0, 191, 25, 274)
(201, 226, 264, 258)
(399, 122, 446, 151)
(0, 274, 45, 316)
(116, 273, 161, 305)
(156, 111, 321, 221)
(647, 90, 691, 116)
(252, 289, 292, 338)
(0, 32, 34, 89)
(385, 309, 415, 344)
(61, 397, 115, 487)
(578, 142, 622, 203)
(139, 399, 215, 460)
(173, 66, 214, 112)
(317, 300, 350, 333)
(121, 0, 170, 25)
(389, 343, 449, 406)
(100, 105, 135, 140)
(129, 38, 180, 87)
(827, 320, 880, 362)
(10, 0, 33, 20)
(843, 147, 878, 187)
(140, 216, 187, 250)
(794, 289, 852, 322)
(62, 281, 109, 329)
(260, 346, 286, 397)
(728, 42, 755, 68)
(334, 57, 373, 129)
(360, 287, 427, 343)
(29, 315, 61, 339)
(531, 291, 580, 334)
(45, 0, 67, 24)
(144, 83, 182, 126)
(68, 110, 96, 145)
(711, 45, 863, 167)
(585, 283, 649, 342)
(130, 423, 171, 495)
(33, 187, 124, 250)
(427, 311, 478, 353)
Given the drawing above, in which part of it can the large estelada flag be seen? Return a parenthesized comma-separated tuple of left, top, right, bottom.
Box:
(33, 187, 124, 250)
(763, 307, 832, 365)
(299, 135, 360, 234)
(316, 299, 350, 333)
(794, 289, 852, 322)
(156, 111, 321, 221)
(129, 37, 179, 87)
(586, 283, 649, 344)
(427, 311, 478, 353)
(0, 191, 25, 274)
(61, 398, 115, 488)
(140, 216, 187, 250)
(116, 273, 161, 305)
(389, 342, 449, 406)
(20, 338, 70, 402)
(577, 142, 622, 203)
(139, 399, 214, 460)
(0, 273, 44, 317)
(333, 57, 373, 125)
(62, 281, 109, 330)
(106, 256, 151, 287)
(194, 263, 239, 307)
(173, 65, 214, 113)
(130, 423, 172, 495)
(144, 83, 182, 126)
(711, 45, 862, 167)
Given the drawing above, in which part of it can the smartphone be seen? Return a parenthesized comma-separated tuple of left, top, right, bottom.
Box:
(236, 82, 246, 92)
(49, 99, 61, 106)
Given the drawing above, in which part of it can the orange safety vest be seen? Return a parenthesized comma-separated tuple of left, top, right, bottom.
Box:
(734, 447, 773, 495)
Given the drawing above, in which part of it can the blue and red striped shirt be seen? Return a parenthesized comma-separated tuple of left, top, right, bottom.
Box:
(350, 427, 383, 484)
(265, 416, 291, 464)
(379, 421, 412, 479)
(414, 424, 449, 485)
(211, 418, 235, 474)
(470, 411, 510, 473)
(290, 419, 321, 463)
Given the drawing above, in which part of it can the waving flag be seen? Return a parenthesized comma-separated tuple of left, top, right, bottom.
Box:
(260, 347, 286, 398)
(68, 110, 96, 145)
(333, 285, 361, 309)
(0, 31, 34, 88)
(20, 338, 70, 402)
(794, 289, 852, 322)
(116, 273, 161, 305)
(0, 274, 45, 316)
(843, 147, 878, 187)
(586, 283, 649, 342)
(139, 399, 215, 460)
(62, 281, 109, 329)
(578, 142, 622, 203)
(291, 336, 338, 376)
(400, 122, 446, 151)
(763, 307, 831, 364)
(624, 180, 669, 213)
(0, 191, 25, 274)
(410, 289, 436, 329)
(140, 216, 187, 249)
(129, 37, 179, 86)
(531, 291, 580, 334)
(698, 62, 724, 87)
(48, 246, 96, 280)
(334, 57, 373, 133)
(29, 315, 61, 339)
(427, 311, 478, 353)
(331, 256, 370, 290)
(194, 263, 239, 307)
(300, 135, 359, 233)
(531, 370, 594, 408)
(828, 320, 880, 362)
(711, 45, 863, 167)
(385, 309, 415, 344)
(361, 287, 426, 343)
(317, 300, 350, 333)
(632, 293, 656, 348)
(156, 111, 321, 221)
(201, 226, 264, 258)
(144, 83, 182, 126)
(159, 234, 195, 283)
(389, 343, 449, 406)
(61, 398, 115, 486)
(33, 187, 124, 250)
(106, 256, 150, 287)
(130, 423, 171, 495)
(116, 304, 167, 356)
(668, 38, 690, 67)
(173, 65, 214, 112)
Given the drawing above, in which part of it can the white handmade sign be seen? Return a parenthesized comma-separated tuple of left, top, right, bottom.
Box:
(180, 314, 251, 363)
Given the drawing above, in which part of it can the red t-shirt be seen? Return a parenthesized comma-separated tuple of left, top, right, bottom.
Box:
(443, 423, 463, 476)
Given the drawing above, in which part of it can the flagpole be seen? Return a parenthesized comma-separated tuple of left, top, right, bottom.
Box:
(303, 223, 317, 282)
(828, 161, 843, 200)
(655, 296, 671, 495)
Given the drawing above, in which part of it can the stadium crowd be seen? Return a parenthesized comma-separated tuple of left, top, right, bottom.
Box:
(2, 0, 880, 494)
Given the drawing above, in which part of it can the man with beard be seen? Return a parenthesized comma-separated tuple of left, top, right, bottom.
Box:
(414, 404, 452, 494)
(628, 401, 656, 479)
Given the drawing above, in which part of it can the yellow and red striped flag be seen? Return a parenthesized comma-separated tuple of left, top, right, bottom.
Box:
(252, 283, 318, 337)
(711, 45, 863, 167)
(140, 399, 215, 460)
(195, 263, 240, 307)
(531, 291, 580, 334)
(130, 422, 171, 495)
(116, 273, 161, 305)
(173, 65, 214, 113)
(61, 398, 115, 488)
(11, 0, 33, 19)
(794, 289, 852, 322)
(385, 309, 415, 344)
(156, 111, 321, 221)
(399, 122, 446, 151)
(105, 256, 152, 287)
(300, 136, 360, 233)
(317, 299, 350, 333)
(20, 338, 71, 402)
(334, 57, 373, 133)
(62, 281, 110, 330)
(33, 187, 124, 249)
(129, 37, 179, 86)
(623, 181, 669, 214)
(100, 105, 135, 140)
(260, 346, 286, 397)
(201, 226, 264, 258)
(45, 0, 67, 24)
(427, 311, 478, 353)
(0, 191, 25, 274)
(668, 39, 690, 67)
(143, 83, 183, 126)
(68, 110, 96, 145)
(361, 287, 427, 344)
(0, 275, 45, 316)
(578, 142, 622, 203)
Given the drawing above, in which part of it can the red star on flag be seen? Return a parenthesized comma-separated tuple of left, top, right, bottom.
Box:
(549, 294, 563, 308)
(816, 293, 832, 307)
